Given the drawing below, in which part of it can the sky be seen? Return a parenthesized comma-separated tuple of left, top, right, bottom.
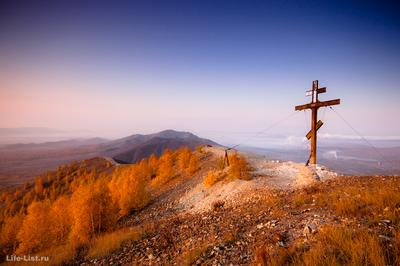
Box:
(1, 0, 399, 147)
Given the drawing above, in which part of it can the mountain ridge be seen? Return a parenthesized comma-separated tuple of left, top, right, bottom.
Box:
(0, 129, 218, 187)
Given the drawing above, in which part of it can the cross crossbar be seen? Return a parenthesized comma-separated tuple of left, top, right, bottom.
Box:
(295, 99, 340, 111)
(306, 120, 323, 139)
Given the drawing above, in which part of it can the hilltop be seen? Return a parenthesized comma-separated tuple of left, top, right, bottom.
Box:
(1, 145, 398, 265)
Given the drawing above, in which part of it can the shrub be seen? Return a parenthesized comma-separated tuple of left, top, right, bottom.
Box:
(228, 153, 251, 180)
(203, 170, 222, 188)
(195, 145, 204, 153)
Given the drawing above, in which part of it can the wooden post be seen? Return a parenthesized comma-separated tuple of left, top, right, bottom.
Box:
(224, 149, 230, 167)
(295, 80, 340, 165)
(310, 80, 318, 165)
(310, 107, 317, 164)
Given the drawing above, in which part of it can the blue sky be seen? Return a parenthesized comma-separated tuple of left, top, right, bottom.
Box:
(0, 0, 399, 146)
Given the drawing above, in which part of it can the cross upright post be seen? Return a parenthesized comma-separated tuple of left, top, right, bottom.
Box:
(310, 80, 318, 164)
(295, 80, 340, 165)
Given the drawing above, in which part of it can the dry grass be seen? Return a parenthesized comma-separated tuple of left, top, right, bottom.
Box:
(291, 191, 313, 207)
(302, 226, 386, 266)
(255, 225, 389, 266)
(177, 217, 217, 266)
(178, 240, 212, 266)
(42, 243, 77, 266)
(2, 243, 76, 266)
(314, 177, 400, 224)
(392, 231, 400, 266)
(264, 191, 281, 208)
(254, 177, 400, 266)
(87, 227, 143, 259)
(217, 156, 225, 170)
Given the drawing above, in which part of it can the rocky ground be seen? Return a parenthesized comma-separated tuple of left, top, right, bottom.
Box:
(77, 147, 399, 266)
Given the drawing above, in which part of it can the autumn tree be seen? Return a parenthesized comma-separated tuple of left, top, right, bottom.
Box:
(186, 154, 199, 175)
(23, 181, 30, 191)
(56, 166, 64, 182)
(22, 191, 34, 208)
(50, 196, 71, 246)
(14, 188, 21, 200)
(137, 159, 152, 180)
(34, 176, 44, 196)
(46, 171, 53, 183)
(148, 154, 158, 178)
(177, 147, 192, 171)
(153, 150, 175, 186)
(0, 213, 24, 255)
(69, 180, 116, 244)
(8, 201, 22, 216)
(109, 165, 149, 216)
(17, 201, 52, 254)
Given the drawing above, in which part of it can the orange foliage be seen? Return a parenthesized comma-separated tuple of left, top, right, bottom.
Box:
(69, 180, 117, 244)
(50, 196, 71, 246)
(228, 153, 251, 180)
(187, 154, 199, 175)
(109, 165, 150, 216)
(148, 154, 158, 178)
(203, 170, 222, 188)
(34, 176, 44, 196)
(17, 201, 53, 254)
(177, 147, 192, 171)
(0, 213, 24, 254)
(0, 148, 202, 257)
(153, 150, 175, 186)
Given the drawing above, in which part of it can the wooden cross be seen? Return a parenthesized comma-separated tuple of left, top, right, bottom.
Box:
(295, 80, 340, 165)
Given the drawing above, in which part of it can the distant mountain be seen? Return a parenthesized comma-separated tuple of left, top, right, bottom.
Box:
(109, 130, 217, 163)
(0, 127, 94, 145)
(3, 138, 108, 149)
(0, 129, 218, 187)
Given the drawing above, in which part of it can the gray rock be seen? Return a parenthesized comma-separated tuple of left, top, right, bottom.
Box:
(303, 223, 317, 237)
